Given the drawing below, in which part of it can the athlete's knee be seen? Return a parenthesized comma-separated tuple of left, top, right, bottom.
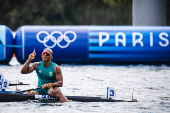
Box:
(30, 91, 39, 94)
(24, 91, 30, 94)
(49, 87, 62, 96)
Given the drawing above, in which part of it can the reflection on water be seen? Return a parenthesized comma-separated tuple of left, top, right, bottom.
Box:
(0, 58, 170, 113)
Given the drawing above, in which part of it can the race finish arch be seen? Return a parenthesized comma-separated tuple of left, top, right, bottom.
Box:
(15, 26, 170, 64)
(0, 25, 14, 64)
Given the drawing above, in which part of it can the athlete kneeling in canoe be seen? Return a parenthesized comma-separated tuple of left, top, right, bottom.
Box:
(21, 48, 69, 102)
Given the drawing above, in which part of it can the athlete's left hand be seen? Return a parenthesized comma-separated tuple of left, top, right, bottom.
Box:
(42, 84, 51, 90)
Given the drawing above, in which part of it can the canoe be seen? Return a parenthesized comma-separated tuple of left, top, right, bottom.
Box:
(0, 91, 137, 102)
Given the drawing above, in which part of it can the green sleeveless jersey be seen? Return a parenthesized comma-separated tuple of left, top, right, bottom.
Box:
(36, 61, 57, 87)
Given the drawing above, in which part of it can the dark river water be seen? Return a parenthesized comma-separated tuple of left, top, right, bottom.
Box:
(0, 57, 170, 113)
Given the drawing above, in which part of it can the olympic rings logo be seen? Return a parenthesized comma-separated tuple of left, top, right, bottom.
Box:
(36, 31, 77, 48)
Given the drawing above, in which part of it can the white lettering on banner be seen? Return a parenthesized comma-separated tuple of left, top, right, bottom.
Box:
(150, 32, 153, 47)
(159, 32, 169, 47)
(115, 32, 126, 46)
(98, 32, 169, 47)
(36, 31, 77, 48)
(99, 32, 109, 46)
(132, 32, 143, 47)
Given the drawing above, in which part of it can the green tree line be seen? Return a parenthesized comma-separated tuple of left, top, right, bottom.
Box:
(0, 0, 169, 31)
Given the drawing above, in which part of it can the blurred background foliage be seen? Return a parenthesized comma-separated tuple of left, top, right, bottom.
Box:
(0, 0, 169, 31)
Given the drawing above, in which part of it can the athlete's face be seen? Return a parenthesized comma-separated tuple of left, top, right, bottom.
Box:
(42, 50, 53, 62)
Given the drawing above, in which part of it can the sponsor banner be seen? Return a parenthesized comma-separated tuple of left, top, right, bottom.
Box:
(15, 26, 89, 63)
(14, 26, 170, 64)
(89, 26, 170, 62)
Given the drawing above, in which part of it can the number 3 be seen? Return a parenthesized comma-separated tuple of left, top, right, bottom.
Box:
(110, 90, 114, 96)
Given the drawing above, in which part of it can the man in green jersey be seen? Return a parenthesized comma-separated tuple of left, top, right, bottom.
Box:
(21, 48, 68, 102)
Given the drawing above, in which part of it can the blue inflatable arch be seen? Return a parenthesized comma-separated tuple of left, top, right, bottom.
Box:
(15, 25, 170, 64)
(0, 25, 14, 64)
(15, 26, 89, 64)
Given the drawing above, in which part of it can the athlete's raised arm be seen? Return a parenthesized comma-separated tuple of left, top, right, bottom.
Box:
(21, 49, 38, 74)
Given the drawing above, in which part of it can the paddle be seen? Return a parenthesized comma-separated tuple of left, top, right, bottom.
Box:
(14, 87, 42, 93)
(0, 82, 29, 86)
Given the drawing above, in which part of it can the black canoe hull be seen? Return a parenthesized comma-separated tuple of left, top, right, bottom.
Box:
(0, 93, 136, 102)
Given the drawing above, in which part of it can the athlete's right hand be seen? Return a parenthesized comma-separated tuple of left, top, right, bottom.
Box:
(28, 49, 36, 61)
